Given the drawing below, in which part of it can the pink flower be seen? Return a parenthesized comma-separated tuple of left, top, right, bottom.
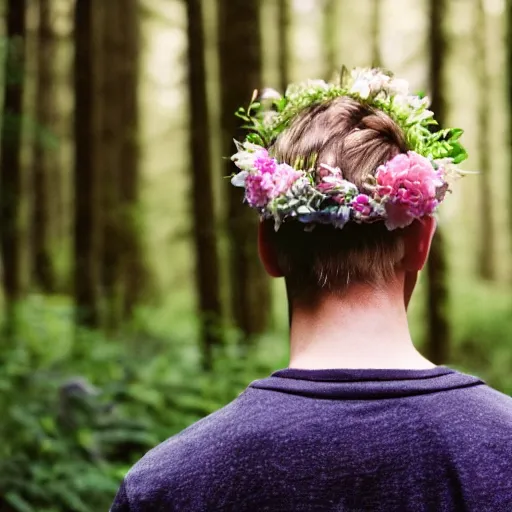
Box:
(352, 194, 372, 216)
(245, 162, 301, 208)
(273, 163, 302, 195)
(317, 163, 342, 181)
(245, 173, 273, 207)
(376, 151, 444, 221)
(383, 203, 415, 230)
(253, 150, 276, 174)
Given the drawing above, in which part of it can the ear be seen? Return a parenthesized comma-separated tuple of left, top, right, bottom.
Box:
(401, 216, 437, 272)
(258, 221, 284, 278)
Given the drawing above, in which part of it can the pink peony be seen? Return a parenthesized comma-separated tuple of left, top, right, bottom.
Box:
(376, 151, 443, 219)
(383, 203, 415, 230)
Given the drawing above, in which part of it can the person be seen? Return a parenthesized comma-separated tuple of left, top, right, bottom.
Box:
(110, 68, 512, 511)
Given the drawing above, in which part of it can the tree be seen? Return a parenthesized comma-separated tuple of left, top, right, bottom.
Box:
(370, 0, 382, 67)
(475, 0, 493, 280)
(507, 0, 512, 256)
(323, 0, 338, 79)
(95, 0, 146, 330)
(117, 0, 146, 320)
(97, 0, 123, 330)
(0, 0, 27, 334)
(74, 0, 100, 328)
(277, 0, 290, 92)
(186, 0, 223, 368)
(217, 0, 271, 338)
(426, 0, 450, 364)
(32, 0, 57, 293)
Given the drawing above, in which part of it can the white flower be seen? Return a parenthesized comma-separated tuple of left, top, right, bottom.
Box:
(260, 88, 282, 101)
(388, 78, 409, 96)
(350, 79, 371, 99)
(231, 143, 263, 171)
(241, 141, 263, 152)
(369, 74, 391, 92)
(306, 79, 329, 90)
(231, 171, 248, 187)
(433, 158, 464, 184)
(391, 94, 410, 110)
(414, 109, 435, 122)
(262, 110, 278, 127)
(231, 152, 254, 172)
(408, 95, 430, 110)
(349, 68, 393, 99)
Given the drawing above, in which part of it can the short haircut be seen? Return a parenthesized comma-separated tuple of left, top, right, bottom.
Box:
(267, 96, 409, 303)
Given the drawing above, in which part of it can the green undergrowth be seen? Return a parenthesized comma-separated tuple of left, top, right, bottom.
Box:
(0, 281, 510, 511)
(0, 297, 285, 512)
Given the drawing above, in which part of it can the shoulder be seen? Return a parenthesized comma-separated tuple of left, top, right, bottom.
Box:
(416, 384, 512, 466)
(119, 388, 263, 510)
(413, 382, 512, 494)
(411, 379, 512, 439)
(419, 381, 512, 425)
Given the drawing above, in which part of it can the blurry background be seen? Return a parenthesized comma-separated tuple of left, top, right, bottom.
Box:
(0, 0, 510, 510)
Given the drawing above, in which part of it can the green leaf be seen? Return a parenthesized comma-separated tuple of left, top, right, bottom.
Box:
(449, 128, 464, 141)
(235, 111, 250, 122)
(246, 133, 263, 146)
(452, 148, 468, 164)
(4, 492, 35, 512)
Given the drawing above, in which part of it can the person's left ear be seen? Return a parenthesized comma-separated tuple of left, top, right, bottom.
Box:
(258, 221, 284, 278)
(401, 216, 436, 272)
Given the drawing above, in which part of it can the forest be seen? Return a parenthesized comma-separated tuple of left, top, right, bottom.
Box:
(0, 0, 511, 510)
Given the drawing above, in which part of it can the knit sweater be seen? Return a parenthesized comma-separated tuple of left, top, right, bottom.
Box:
(111, 366, 512, 511)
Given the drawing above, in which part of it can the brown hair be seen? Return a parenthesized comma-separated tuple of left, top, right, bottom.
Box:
(267, 96, 409, 303)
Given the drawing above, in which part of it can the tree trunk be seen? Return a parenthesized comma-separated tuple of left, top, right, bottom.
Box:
(118, 0, 146, 321)
(32, 0, 57, 293)
(426, 0, 450, 364)
(277, 0, 290, 92)
(0, 0, 26, 334)
(475, 0, 493, 280)
(507, 0, 512, 263)
(97, 1, 123, 331)
(186, 0, 223, 368)
(370, 0, 382, 67)
(74, 0, 99, 328)
(96, 0, 145, 329)
(218, 0, 271, 338)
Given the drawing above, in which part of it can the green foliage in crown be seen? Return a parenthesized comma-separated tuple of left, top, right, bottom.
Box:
(235, 66, 468, 166)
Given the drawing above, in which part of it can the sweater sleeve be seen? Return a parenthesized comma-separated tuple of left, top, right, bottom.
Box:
(110, 480, 131, 512)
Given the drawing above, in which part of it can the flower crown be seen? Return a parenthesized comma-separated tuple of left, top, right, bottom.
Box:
(230, 67, 469, 231)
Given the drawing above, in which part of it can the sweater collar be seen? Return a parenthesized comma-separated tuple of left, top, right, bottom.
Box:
(249, 366, 484, 399)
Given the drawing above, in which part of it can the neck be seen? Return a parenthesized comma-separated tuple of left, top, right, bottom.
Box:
(288, 278, 435, 370)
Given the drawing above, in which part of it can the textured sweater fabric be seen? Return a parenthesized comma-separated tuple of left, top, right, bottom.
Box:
(110, 366, 512, 511)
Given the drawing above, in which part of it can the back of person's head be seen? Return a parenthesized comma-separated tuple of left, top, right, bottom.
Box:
(230, 69, 468, 306)
(268, 97, 408, 302)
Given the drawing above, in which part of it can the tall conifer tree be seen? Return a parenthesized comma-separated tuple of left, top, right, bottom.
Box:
(186, 0, 223, 368)
(426, 0, 450, 364)
(217, 0, 271, 337)
(74, 0, 99, 328)
(32, 0, 57, 293)
(0, 0, 27, 334)
(475, 0, 493, 280)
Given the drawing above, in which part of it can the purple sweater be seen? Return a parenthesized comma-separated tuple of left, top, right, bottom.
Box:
(111, 366, 512, 511)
